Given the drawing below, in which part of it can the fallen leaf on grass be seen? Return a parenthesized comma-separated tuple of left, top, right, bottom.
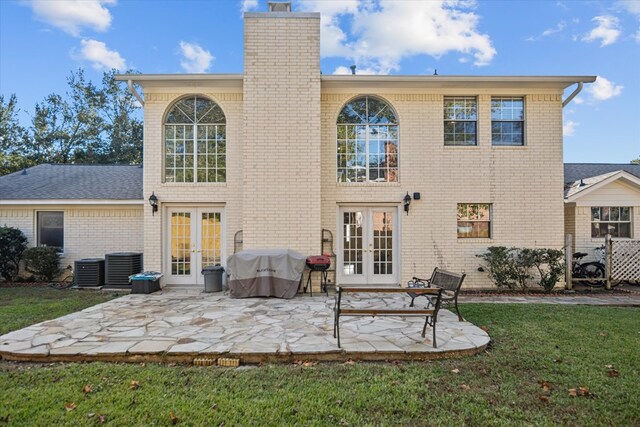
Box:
(344, 359, 356, 366)
(169, 411, 179, 425)
(82, 385, 92, 394)
(64, 402, 76, 412)
(460, 384, 471, 391)
(210, 403, 218, 410)
(302, 361, 317, 367)
(451, 368, 460, 374)
(538, 380, 553, 392)
(568, 387, 595, 398)
(129, 380, 140, 390)
(599, 332, 608, 337)
(98, 414, 106, 423)
(604, 364, 614, 369)
(87, 413, 95, 418)
(539, 395, 549, 403)
(607, 369, 620, 378)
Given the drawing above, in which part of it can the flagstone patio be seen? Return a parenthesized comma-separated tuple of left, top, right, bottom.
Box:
(0, 288, 489, 363)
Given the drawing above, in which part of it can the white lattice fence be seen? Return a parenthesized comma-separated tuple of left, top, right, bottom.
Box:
(611, 240, 640, 281)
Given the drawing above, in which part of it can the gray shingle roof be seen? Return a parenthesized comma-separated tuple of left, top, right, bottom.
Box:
(0, 164, 143, 200)
(564, 163, 640, 184)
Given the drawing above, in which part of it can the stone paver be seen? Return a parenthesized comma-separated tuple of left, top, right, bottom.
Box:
(0, 288, 490, 362)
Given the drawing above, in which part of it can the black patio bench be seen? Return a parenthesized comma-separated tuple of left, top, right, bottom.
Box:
(333, 287, 444, 348)
(408, 268, 466, 321)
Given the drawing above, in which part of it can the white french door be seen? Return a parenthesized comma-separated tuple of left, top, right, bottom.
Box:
(165, 207, 224, 285)
(338, 207, 399, 285)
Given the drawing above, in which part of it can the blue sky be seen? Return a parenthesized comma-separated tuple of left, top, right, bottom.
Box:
(1, 0, 638, 163)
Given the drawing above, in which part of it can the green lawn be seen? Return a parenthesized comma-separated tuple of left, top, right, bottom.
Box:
(1, 288, 639, 426)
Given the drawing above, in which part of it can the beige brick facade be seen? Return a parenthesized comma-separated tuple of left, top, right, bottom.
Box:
(109, 9, 589, 289)
(0, 205, 143, 269)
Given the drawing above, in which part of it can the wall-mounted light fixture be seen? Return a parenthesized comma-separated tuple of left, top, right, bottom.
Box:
(149, 192, 158, 216)
(403, 192, 412, 215)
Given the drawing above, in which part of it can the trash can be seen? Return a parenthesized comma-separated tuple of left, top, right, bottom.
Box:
(203, 265, 224, 292)
(129, 272, 163, 294)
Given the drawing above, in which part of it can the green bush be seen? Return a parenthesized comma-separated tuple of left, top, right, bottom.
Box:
(22, 246, 61, 282)
(477, 246, 564, 292)
(0, 226, 28, 282)
(476, 246, 519, 289)
(529, 248, 565, 293)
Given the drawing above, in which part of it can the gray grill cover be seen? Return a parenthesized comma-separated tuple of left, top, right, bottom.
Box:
(227, 249, 305, 299)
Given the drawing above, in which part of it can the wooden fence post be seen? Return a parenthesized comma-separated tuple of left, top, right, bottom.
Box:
(605, 234, 612, 290)
(565, 234, 572, 290)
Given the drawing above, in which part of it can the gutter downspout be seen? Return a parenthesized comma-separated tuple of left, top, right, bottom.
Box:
(127, 80, 145, 107)
(562, 82, 583, 108)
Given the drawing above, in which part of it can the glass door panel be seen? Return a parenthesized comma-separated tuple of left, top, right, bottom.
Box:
(341, 210, 365, 283)
(371, 209, 395, 284)
(200, 212, 222, 269)
(171, 212, 192, 276)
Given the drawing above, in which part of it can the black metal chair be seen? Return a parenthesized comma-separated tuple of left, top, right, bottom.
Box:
(408, 268, 466, 321)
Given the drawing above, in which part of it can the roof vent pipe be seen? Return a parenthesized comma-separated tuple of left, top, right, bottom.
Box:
(268, 2, 291, 12)
(350, 65, 356, 75)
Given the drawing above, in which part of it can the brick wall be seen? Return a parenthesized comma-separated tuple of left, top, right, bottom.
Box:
(242, 13, 321, 255)
(320, 91, 565, 288)
(0, 205, 143, 270)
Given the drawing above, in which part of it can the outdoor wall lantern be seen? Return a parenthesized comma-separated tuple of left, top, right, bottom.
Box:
(403, 192, 412, 215)
(149, 192, 158, 216)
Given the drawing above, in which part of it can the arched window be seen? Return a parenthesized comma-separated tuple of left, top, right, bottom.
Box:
(337, 96, 398, 183)
(164, 96, 226, 183)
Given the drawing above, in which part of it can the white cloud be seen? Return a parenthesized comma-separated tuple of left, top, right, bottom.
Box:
(617, 0, 640, 16)
(78, 39, 126, 70)
(573, 96, 584, 105)
(586, 76, 624, 101)
(563, 120, 578, 137)
(582, 15, 621, 46)
(241, 0, 258, 12)
(634, 28, 640, 44)
(25, 0, 116, 36)
(300, 0, 496, 74)
(179, 41, 214, 73)
(542, 21, 566, 37)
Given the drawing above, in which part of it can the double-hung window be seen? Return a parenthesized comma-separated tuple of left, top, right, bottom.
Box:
(164, 96, 226, 183)
(37, 211, 64, 249)
(591, 207, 632, 238)
(444, 96, 477, 146)
(491, 97, 524, 146)
(337, 96, 398, 183)
(457, 203, 491, 238)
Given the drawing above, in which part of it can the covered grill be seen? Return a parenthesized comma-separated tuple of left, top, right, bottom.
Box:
(227, 249, 305, 299)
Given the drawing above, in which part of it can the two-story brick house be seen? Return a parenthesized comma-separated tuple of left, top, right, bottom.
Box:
(0, 6, 595, 289)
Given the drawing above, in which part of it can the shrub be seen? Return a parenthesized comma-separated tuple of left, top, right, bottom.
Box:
(0, 226, 28, 283)
(478, 246, 565, 292)
(476, 246, 519, 289)
(529, 248, 565, 293)
(22, 246, 61, 282)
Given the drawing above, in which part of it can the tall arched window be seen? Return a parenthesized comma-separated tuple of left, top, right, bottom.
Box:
(337, 96, 398, 183)
(164, 96, 226, 183)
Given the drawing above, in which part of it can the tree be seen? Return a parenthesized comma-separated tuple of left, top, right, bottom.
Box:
(29, 70, 104, 164)
(0, 95, 34, 175)
(632, 157, 640, 165)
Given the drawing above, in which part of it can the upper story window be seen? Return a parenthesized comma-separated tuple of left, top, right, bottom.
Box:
(591, 207, 632, 238)
(37, 211, 64, 249)
(491, 97, 524, 146)
(337, 96, 398, 183)
(164, 96, 226, 183)
(444, 96, 477, 146)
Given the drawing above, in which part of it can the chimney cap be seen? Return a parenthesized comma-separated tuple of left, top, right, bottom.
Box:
(268, 2, 292, 12)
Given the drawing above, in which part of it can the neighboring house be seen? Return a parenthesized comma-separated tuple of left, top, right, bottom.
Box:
(564, 163, 640, 258)
(0, 5, 596, 288)
(0, 164, 144, 268)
